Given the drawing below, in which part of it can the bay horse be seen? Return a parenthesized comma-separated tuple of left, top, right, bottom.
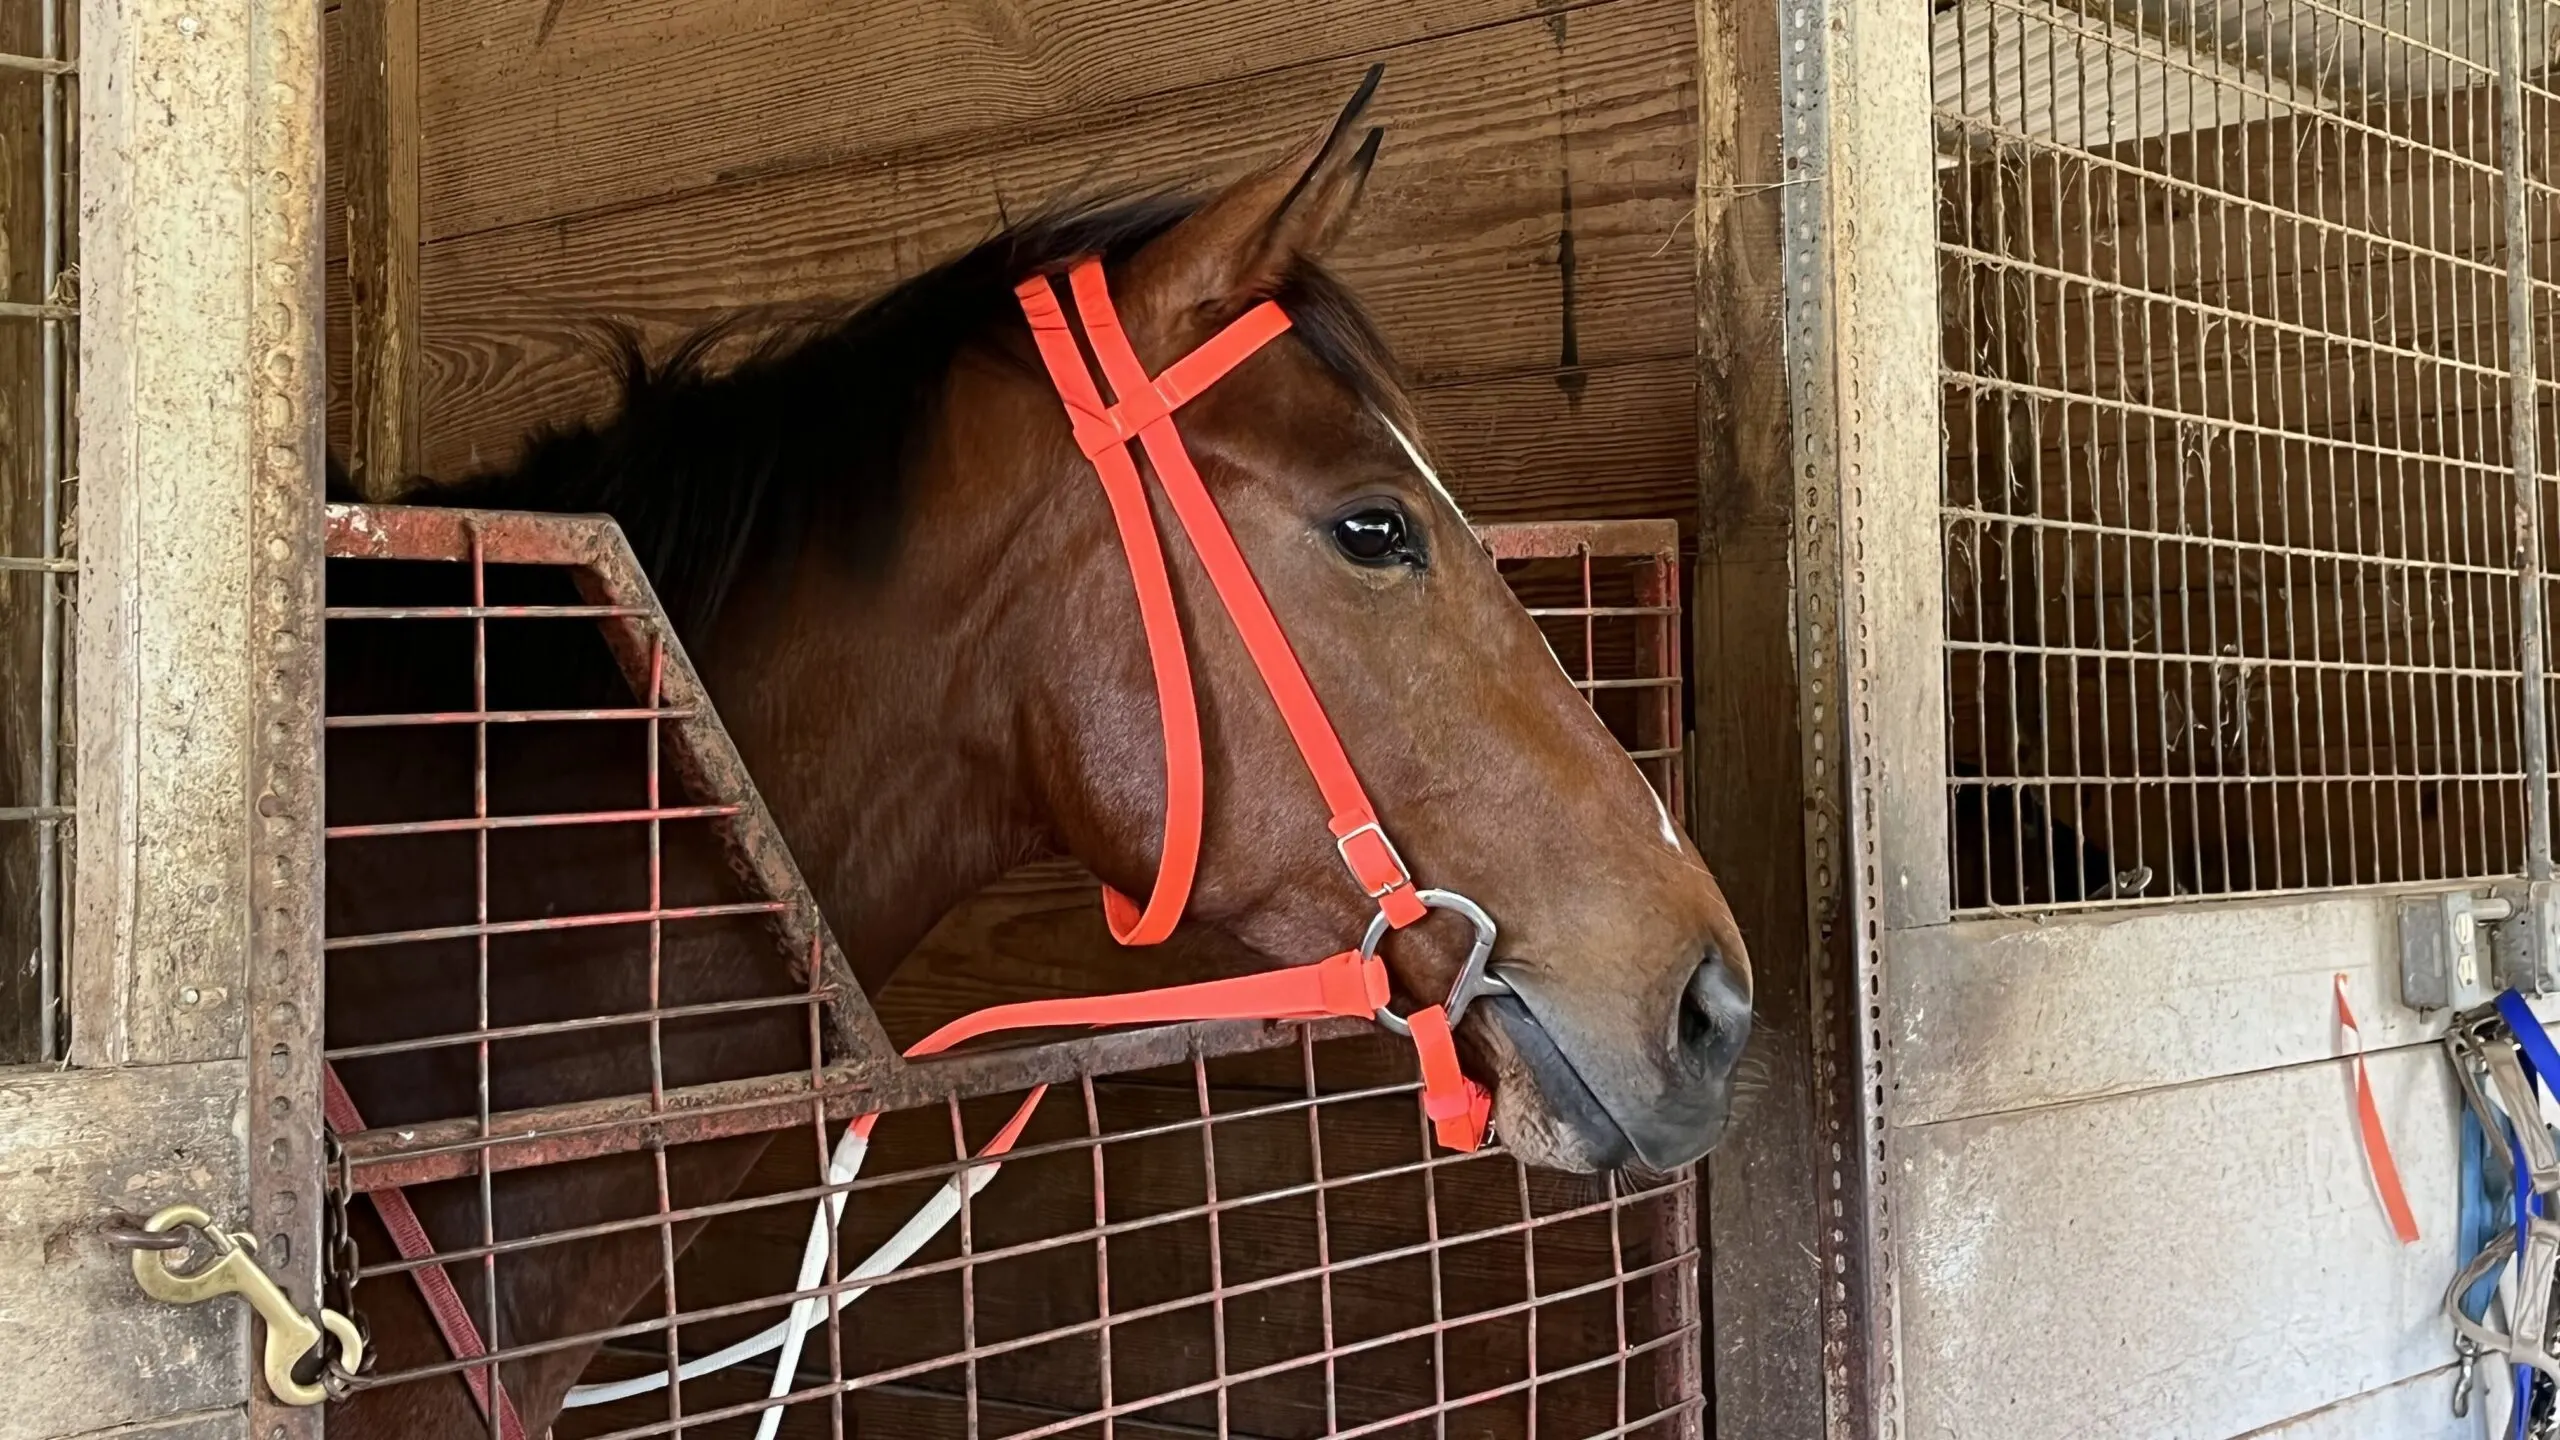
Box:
(323, 70, 1751, 1438)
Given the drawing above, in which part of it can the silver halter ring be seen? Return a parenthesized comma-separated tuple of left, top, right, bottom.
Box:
(1362, 889, 1509, 1038)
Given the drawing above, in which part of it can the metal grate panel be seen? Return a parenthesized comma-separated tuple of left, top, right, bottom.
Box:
(1934, 0, 2550, 912)
(0, 0, 75, 1061)
(320, 507, 1701, 1438)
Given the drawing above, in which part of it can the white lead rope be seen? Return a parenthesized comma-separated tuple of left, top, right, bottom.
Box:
(558, 1121, 1003, 1430)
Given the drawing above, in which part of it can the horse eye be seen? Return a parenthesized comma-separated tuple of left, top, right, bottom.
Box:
(1333, 508, 1412, 566)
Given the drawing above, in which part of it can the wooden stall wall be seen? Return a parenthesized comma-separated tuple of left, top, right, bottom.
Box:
(323, 0, 1702, 531)
(322, 0, 1722, 1433)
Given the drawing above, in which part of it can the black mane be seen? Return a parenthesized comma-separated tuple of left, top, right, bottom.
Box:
(412, 193, 1410, 637)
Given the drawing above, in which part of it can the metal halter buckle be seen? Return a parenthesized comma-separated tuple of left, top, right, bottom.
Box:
(1335, 820, 1411, 899)
(1361, 889, 1510, 1038)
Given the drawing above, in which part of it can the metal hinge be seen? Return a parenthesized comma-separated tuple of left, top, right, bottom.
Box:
(114, 1203, 364, 1406)
(2401, 880, 2560, 1013)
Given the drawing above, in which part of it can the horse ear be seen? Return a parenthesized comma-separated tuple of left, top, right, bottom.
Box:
(1131, 65, 1385, 316)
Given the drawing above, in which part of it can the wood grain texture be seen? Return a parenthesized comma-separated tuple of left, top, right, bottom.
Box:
(73, 0, 325, 1066)
(411, 0, 1578, 243)
(341, 0, 422, 496)
(1415, 357, 1697, 528)
(0, 1062, 250, 1439)
(1896, 1043, 2458, 1440)
(1688, 0, 1821, 1429)
(405, 0, 1697, 482)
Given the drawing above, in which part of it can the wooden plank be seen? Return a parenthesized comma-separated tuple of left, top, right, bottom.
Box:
(341, 0, 422, 496)
(1415, 357, 1697, 528)
(407, 0, 1697, 480)
(2234, 1365, 2470, 1440)
(72, 0, 329, 1067)
(1890, 892, 2560, 1126)
(0, 1062, 251, 1439)
(1689, 0, 1822, 1428)
(1896, 1044, 2458, 1440)
(411, 0, 1574, 244)
(326, 260, 351, 463)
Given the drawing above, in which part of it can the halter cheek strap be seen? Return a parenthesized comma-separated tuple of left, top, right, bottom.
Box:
(1013, 256, 1489, 1151)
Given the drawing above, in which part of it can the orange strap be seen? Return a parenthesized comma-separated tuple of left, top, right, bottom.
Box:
(1406, 1007, 1493, 1152)
(908, 949, 1390, 1056)
(1015, 276, 1205, 945)
(2336, 974, 2421, 1246)
(1012, 258, 1480, 1150)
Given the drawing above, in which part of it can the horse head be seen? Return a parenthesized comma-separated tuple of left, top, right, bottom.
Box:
(680, 71, 1753, 1172)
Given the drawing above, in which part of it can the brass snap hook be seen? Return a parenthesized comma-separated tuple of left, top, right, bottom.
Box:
(125, 1204, 364, 1406)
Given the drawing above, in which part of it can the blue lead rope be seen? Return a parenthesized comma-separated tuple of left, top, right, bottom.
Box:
(2469, 1106, 2505, 1321)
(2494, 991, 2560, 1438)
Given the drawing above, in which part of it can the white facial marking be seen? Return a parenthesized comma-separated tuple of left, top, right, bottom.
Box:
(1376, 410, 1683, 860)
(1380, 412, 1468, 523)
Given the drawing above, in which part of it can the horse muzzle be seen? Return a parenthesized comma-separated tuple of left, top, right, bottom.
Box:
(1484, 953, 1751, 1173)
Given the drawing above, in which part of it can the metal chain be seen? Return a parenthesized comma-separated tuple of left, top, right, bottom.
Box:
(322, 1131, 377, 1395)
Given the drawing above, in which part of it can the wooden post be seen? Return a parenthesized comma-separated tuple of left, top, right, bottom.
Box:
(58, 0, 328, 1435)
(1690, 0, 1826, 1433)
(344, 0, 421, 495)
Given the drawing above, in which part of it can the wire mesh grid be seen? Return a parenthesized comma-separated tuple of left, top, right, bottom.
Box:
(319, 507, 1701, 1439)
(1483, 520, 1686, 825)
(1934, 0, 2553, 913)
(0, 0, 75, 1061)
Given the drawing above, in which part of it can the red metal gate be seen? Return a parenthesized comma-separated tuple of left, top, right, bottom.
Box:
(320, 505, 1699, 1439)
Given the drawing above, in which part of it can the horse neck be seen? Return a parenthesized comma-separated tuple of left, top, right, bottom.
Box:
(689, 450, 1065, 997)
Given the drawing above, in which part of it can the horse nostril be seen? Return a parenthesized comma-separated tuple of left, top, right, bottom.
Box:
(1677, 947, 1750, 1072)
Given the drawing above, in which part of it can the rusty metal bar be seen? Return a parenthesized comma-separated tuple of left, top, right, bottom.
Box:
(2499, 0, 2554, 881)
(325, 704, 698, 728)
(332, 1016, 1376, 1192)
(1480, 517, 1680, 562)
(326, 802, 743, 840)
(379, 1203, 1691, 1408)
(353, 1072, 1473, 1284)
(322, 899, 790, 952)
(320, 989, 833, 1062)
(325, 603, 652, 619)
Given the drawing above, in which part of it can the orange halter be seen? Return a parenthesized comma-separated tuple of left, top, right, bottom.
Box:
(974, 256, 1500, 1153)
